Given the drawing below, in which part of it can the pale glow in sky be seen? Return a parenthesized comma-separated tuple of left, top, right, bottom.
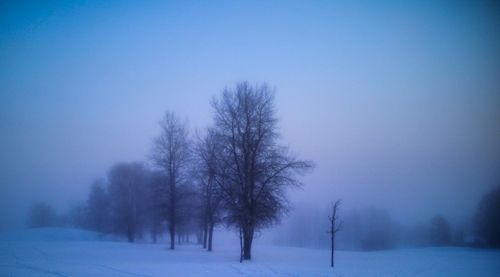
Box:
(1, 1, 499, 229)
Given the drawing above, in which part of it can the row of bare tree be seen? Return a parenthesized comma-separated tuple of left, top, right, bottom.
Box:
(67, 82, 312, 260)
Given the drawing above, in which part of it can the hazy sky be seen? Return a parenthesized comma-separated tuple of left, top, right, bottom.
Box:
(1, 1, 499, 229)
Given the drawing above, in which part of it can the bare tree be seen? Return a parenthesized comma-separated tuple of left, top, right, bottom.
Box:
(27, 202, 57, 228)
(194, 128, 223, 251)
(328, 199, 342, 267)
(428, 215, 451, 246)
(211, 82, 312, 260)
(87, 179, 110, 233)
(145, 170, 166, 244)
(108, 162, 148, 242)
(475, 185, 500, 248)
(151, 111, 190, 250)
(175, 181, 199, 245)
(68, 202, 89, 229)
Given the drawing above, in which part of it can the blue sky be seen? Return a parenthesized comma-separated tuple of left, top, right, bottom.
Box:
(1, 0, 499, 229)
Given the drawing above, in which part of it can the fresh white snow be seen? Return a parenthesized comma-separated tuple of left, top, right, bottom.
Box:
(1, 228, 499, 276)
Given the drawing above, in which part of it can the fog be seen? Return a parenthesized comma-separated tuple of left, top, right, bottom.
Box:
(1, 0, 499, 247)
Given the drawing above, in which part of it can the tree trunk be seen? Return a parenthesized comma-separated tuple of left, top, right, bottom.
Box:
(127, 225, 134, 243)
(169, 226, 175, 250)
(169, 165, 176, 250)
(242, 227, 254, 260)
(239, 227, 243, 263)
(331, 233, 334, 267)
(208, 222, 214, 251)
(203, 223, 208, 248)
(196, 229, 203, 245)
(202, 210, 208, 249)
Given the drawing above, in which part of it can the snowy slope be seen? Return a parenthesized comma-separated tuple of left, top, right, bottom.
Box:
(0, 228, 499, 276)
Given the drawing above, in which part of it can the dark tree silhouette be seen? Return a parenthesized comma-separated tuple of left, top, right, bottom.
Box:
(194, 128, 223, 251)
(328, 199, 342, 267)
(175, 182, 200, 245)
(68, 202, 89, 229)
(108, 162, 148, 242)
(145, 171, 166, 244)
(151, 111, 190, 250)
(428, 215, 451, 246)
(210, 82, 312, 260)
(475, 185, 500, 247)
(87, 179, 110, 233)
(27, 202, 57, 228)
(359, 208, 396, 251)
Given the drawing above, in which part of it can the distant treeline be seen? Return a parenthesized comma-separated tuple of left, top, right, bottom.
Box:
(272, 185, 500, 250)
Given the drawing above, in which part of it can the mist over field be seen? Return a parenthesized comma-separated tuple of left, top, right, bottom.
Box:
(1, 1, 499, 276)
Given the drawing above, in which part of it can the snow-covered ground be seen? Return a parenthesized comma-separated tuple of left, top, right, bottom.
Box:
(1, 228, 499, 276)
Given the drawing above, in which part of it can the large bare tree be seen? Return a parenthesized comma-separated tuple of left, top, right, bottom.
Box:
(151, 111, 190, 250)
(211, 82, 312, 260)
(193, 128, 223, 251)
